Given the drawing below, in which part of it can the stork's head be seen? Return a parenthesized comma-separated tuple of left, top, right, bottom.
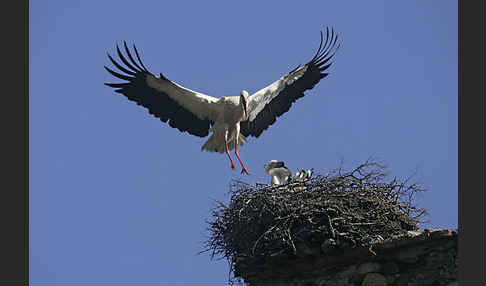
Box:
(264, 159, 285, 174)
(240, 90, 249, 120)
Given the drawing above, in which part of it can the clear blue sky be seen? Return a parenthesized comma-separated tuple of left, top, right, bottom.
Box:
(30, 1, 457, 285)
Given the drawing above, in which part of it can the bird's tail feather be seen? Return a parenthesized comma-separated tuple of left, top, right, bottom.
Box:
(228, 133, 247, 150)
(201, 134, 225, 153)
(201, 133, 247, 153)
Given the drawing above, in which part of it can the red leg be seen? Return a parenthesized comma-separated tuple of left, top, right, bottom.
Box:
(225, 135, 236, 170)
(235, 139, 250, 175)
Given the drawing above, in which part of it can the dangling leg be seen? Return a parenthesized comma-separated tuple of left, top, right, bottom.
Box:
(234, 138, 250, 175)
(225, 131, 236, 170)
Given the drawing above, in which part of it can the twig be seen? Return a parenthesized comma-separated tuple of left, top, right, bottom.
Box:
(252, 224, 279, 255)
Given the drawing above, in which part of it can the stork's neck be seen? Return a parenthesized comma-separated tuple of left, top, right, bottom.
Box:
(240, 100, 248, 121)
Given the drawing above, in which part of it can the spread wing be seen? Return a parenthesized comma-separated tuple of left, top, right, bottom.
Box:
(104, 42, 219, 137)
(240, 27, 340, 138)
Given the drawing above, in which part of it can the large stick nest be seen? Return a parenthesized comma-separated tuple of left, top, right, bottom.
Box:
(203, 159, 427, 280)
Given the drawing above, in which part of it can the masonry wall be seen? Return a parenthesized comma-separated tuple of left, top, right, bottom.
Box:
(237, 229, 457, 286)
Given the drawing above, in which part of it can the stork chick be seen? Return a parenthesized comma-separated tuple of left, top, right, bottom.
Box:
(265, 160, 292, 186)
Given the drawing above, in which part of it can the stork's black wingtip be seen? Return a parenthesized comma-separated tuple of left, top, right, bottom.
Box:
(132, 44, 150, 73)
(123, 41, 130, 50)
(115, 43, 122, 54)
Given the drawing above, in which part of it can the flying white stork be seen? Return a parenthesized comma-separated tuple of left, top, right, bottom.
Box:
(104, 28, 340, 175)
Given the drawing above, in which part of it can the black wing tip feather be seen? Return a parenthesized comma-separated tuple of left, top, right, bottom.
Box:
(104, 65, 133, 81)
(105, 41, 152, 82)
(104, 42, 212, 138)
(132, 44, 150, 72)
(311, 27, 328, 61)
(123, 41, 147, 73)
(310, 27, 340, 67)
(241, 27, 341, 138)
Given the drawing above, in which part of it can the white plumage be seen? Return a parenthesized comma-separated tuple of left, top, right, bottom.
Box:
(104, 28, 340, 175)
(264, 160, 292, 186)
(293, 168, 314, 181)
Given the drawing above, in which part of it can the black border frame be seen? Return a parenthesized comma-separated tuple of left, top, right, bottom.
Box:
(4, 0, 28, 285)
(458, 0, 477, 285)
